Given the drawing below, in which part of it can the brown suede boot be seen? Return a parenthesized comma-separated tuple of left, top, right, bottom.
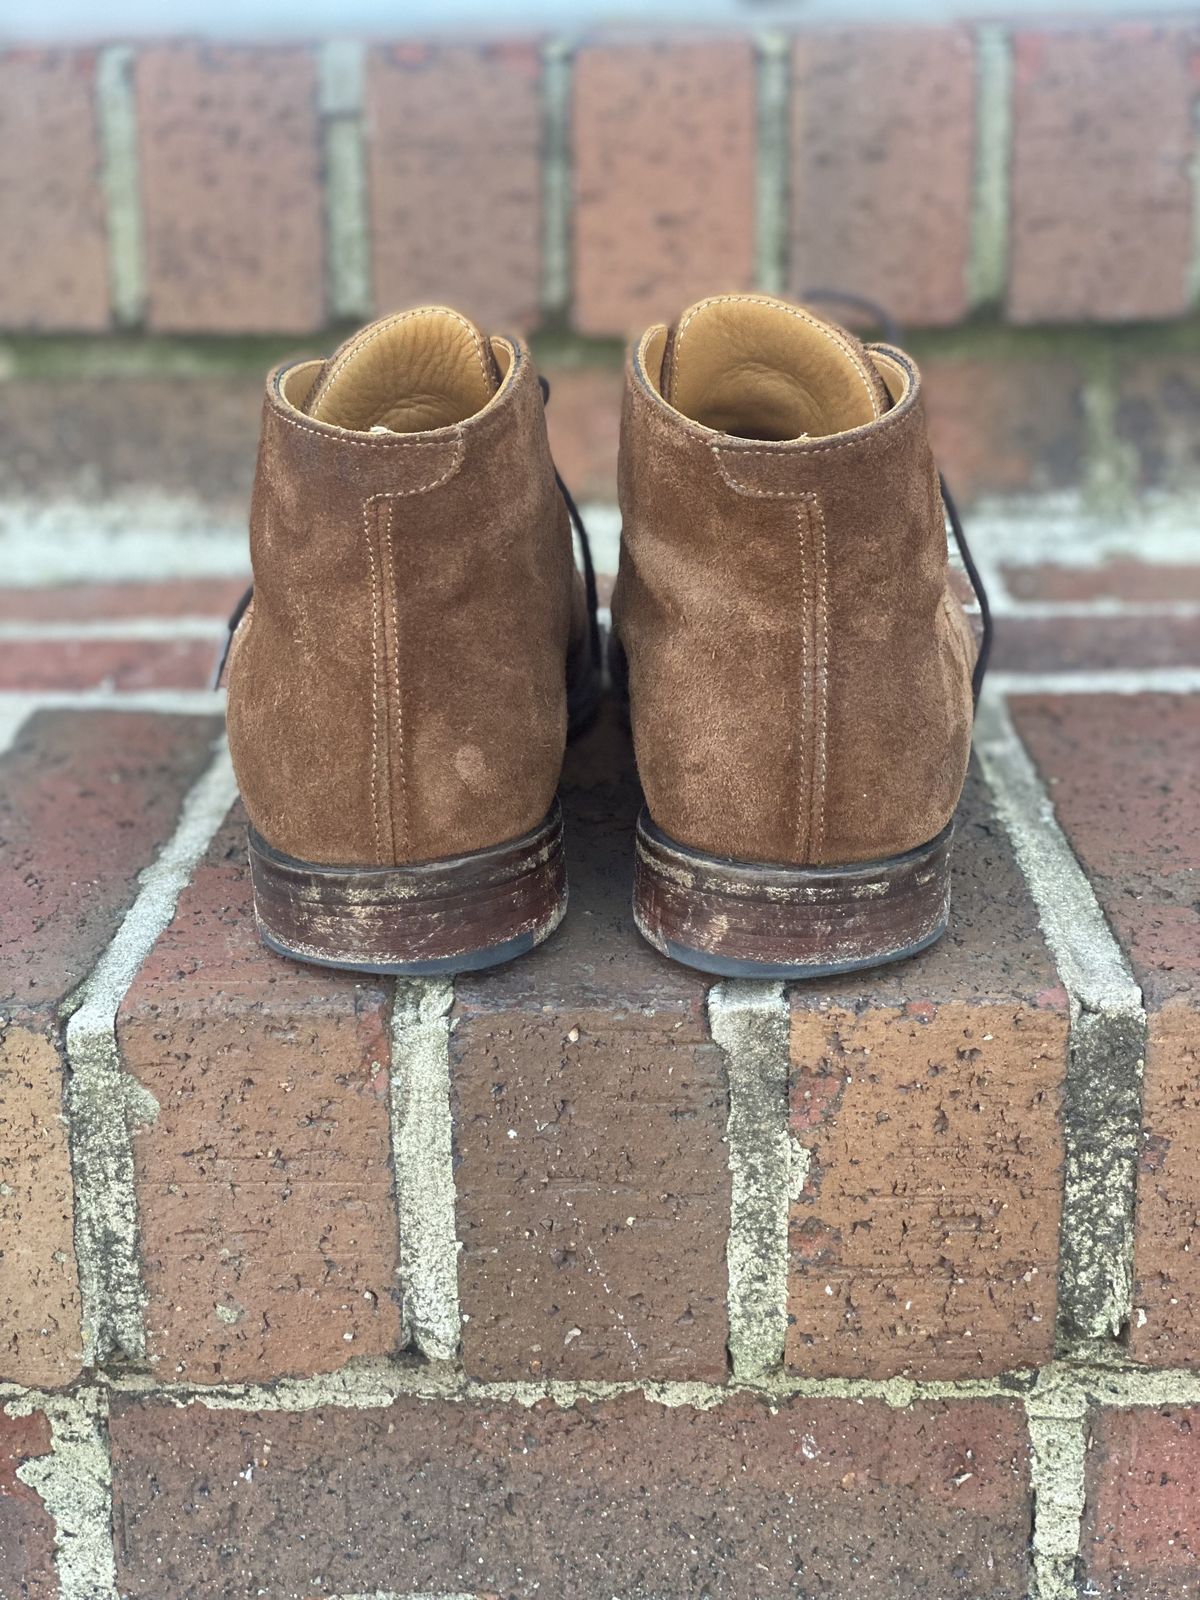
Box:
(612, 292, 986, 977)
(224, 306, 600, 974)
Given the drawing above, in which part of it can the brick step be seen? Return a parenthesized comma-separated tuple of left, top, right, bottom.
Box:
(1, 687, 1197, 1596)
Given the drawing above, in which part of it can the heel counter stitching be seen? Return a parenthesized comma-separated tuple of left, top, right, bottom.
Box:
(382, 497, 407, 858)
(362, 499, 386, 865)
(794, 493, 829, 862)
(364, 493, 409, 863)
(810, 495, 830, 862)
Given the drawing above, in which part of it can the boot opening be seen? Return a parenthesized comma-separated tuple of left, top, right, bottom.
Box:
(302, 306, 505, 433)
(649, 293, 889, 441)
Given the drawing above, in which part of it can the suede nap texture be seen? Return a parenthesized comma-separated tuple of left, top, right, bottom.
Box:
(612, 295, 976, 868)
(227, 316, 587, 867)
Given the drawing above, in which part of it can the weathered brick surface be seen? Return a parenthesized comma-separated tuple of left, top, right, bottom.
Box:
(0, 638, 216, 692)
(110, 1390, 1032, 1599)
(789, 29, 975, 328)
(0, 50, 109, 331)
(118, 808, 402, 1383)
(0, 376, 262, 507)
(452, 709, 729, 1381)
(0, 1027, 79, 1389)
(1010, 694, 1200, 1364)
(0, 1408, 57, 1600)
(1009, 25, 1196, 323)
(0, 710, 220, 1386)
(788, 768, 1068, 1379)
(572, 40, 756, 337)
(1116, 353, 1200, 493)
(921, 354, 1086, 504)
(0, 578, 249, 624)
(137, 47, 324, 332)
(991, 614, 1200, 673)
(367, 43, 542, 329)
(1001, 562, 1200, 604)
(1080, 1405, 1200, 1597)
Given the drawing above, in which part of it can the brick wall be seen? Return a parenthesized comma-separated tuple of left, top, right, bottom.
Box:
(0, 20, 1198, 337)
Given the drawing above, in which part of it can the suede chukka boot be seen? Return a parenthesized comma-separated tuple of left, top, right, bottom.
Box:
(225, 306, 600, 974)
(612, 292, 981, 977)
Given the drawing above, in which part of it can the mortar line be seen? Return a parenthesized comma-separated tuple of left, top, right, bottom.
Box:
(754, 33, 791, 296)
(1025, 1375, 1088, 1600)
(11, 1350, 1200, 1419)
(1188, 85, 1200, 309)
(96, 46, 145, 328)
(989, 668, 1200, 695)
(0, 689, 226, 718)
(63, 736, 237, 1366)
(0, 695, 36, 755)
(389, 979, 462, 1363)
(974, 694, 1146, 1344)
(4, 1384, 118, 1600)
(709, 980, 792, 1381)
(540, 38, 573, 321)
(319, 40, 372, 321)
(966, 24, 1012, 311)
(0, 618, 226, 641)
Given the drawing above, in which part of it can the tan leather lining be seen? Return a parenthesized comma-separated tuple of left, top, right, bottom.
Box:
(303, 306, 502, 433)
(649, 293, 889, 442)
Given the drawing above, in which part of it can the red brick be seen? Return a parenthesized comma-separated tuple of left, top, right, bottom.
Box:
(991, 614, 1200, 673)
(1010, 695, 1200, 1363)
(921, 354, 1086, 504)
(540, 361, 624, 507)
(137, 46, 324, 332)
(367, 42, 542, 329)
(1009, 26, 1196, 323)
(1081, 1405, 1200, 1597)
(0, 710, 220, 1387)
(572, 40, 756, 337)
(1001, 562, 1200, 604)
(0, 1408, 57, 1600)
(0, 375, 263, 508)
(0, 50, 109, 331)
(110, 1389, 1032, 1599)
(1115, 352, 1200, 493)
(0, 709, 223, 1027)
(0, 638, 216, 693)
(788, 768, 1068, 1379)
(0, 579, 249, 625)
(118, 809, 402, 1383)
(789, 29, 975, 328)
(451, 709, 729, 1381)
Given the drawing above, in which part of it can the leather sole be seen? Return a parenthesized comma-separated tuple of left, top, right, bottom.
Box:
(633, 810, 953, 979)
(248, 803, 566, 976)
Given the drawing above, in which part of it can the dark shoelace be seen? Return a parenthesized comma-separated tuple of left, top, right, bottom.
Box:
(801, 287, 993, 705)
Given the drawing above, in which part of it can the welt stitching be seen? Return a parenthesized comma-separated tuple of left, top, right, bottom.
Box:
(311, 306, 491, 407)
(362, 500, 384, 866)
(673, 293, 882, 420)
(810, 496, 830, 861)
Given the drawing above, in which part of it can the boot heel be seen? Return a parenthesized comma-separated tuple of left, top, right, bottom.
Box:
(633, 810, 952, 979)
(249, 803, 567, 976)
